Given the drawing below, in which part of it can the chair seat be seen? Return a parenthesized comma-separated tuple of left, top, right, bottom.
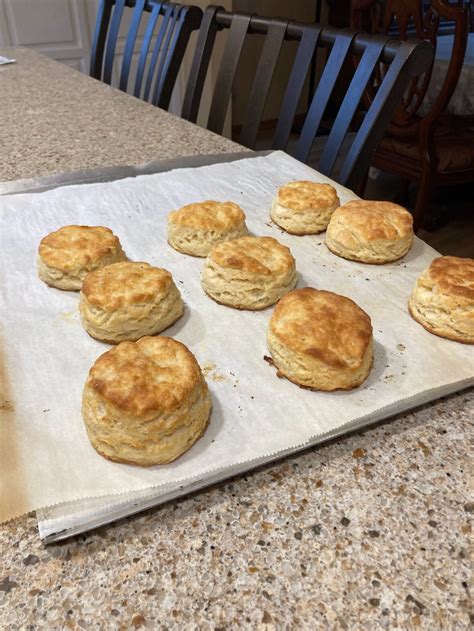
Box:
(378, 127, 474, 174)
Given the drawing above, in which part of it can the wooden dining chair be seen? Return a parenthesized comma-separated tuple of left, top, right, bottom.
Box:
(90, 0, 202, 110)
(351, 0, 472, 231)
(180, 5, 433, 194)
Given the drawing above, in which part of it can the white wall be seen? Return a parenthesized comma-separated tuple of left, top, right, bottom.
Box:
(0, 0, 95, 72)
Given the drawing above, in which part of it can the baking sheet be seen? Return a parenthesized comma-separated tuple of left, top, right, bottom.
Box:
(35, 383, 467, 543)
(1, 151, 472, 536)
(0, 151, 268, 196)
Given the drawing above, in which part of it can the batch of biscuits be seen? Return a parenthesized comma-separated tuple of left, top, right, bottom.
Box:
(37, 180, 474, 468)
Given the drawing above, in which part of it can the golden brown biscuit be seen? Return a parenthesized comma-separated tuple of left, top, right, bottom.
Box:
(168, 200, 248, 256)
(201, 236, 297, 310)
(271, 181, 340, 234)
(267, 288, 373, 390)
(409, 256, 474, 344)
(79, 261, 183, 343)
(82, 337, 212, 466)
(325, 200, 414, 263)
(38, 225, 126, 290)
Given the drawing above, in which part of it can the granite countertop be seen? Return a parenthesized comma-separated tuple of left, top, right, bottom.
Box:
(0, 48, 241, 183)
(0, 48, 472, 630)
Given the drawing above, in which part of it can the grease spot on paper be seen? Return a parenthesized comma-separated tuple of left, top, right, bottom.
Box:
(202, 361, 227, 383)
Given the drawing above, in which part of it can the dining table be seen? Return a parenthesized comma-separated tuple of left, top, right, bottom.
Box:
(0, 47, 472, 630)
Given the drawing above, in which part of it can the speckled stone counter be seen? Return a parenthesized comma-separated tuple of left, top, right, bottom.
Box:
(0, 48, 240, 182)
(1, 48, 472, 630)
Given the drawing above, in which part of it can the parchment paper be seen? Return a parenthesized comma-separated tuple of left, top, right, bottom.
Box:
(1, 152, 472, 528)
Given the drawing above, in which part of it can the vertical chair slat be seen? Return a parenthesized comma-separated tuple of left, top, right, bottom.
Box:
(151, 5, 183, 106)
(153, 6, 203, 110)
(272, 25, 322, 151)
(134, 2, 162, 98)
(319, 36, 387, 178)
(207, 13, 252, 135)
(103, 0, 126, 85)
(120, 0, 147, 92)
(90, 0, 113, 79)
(143, 4, 174, 101)
(338, 43, 425, 189)
(295, 31, 357, 164)
(238, 19, 288, 149)
(181, 5, 220, 123)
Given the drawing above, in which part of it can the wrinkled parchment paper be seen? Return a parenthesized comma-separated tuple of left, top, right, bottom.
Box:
(1, 152, 472, 533)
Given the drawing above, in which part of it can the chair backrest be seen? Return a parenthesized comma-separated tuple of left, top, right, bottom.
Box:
(90, 0, 202, 110)
(181, 5, 433, 191)
(351, 0, 470, 125)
